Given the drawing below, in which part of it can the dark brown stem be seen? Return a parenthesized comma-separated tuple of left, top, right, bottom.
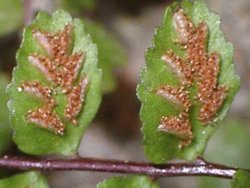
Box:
(0, 156, 242, 179)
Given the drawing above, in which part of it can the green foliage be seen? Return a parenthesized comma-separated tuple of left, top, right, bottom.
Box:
(137, 0, 240, 163)
(199, 119, 250, 188)
(0, 171, 48, 188)
(56, 0, 96, 13)
(0, 74, 12, 154)
(97, 176, 160, 188)
(0, 0, 23, 37)
(0, 1, 247, 187)
(231, 170, 250, 188)
(7, 10, 102, 155)
(83, 19, 127, 93)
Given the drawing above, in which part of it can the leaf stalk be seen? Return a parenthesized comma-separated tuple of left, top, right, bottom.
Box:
(0, 156, 243, 179)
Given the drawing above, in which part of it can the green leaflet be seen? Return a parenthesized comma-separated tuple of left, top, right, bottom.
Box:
(0, 171, 49, 188)
(0, 0, 23, 37)
(0, 73, 12, 154)
(137, 0, 240, 163)
(97, 176, 160, 188)
(231, 170, 250, 188)
(7, 10, 102, 155)
(83, 19, 127, 93)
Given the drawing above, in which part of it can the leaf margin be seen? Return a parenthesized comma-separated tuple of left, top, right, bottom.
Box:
(137, 0, 240, 163)
(7, 9, 102, 155)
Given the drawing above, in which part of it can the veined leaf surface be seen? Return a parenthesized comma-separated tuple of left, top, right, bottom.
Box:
(8, 10, 102, 155)
(137, 0, 240, 163)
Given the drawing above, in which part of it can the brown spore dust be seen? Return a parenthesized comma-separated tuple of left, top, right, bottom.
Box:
(19, 24, 88, 135)
(157, 8, 227, 148)
(65, 77, 89, 125)
(26, 102, 65, 135)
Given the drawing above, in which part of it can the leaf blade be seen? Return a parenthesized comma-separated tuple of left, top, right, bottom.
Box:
(137, 0, 240, 163)
(97, 176, 160, 188)
(8, 10, 102, 155)
(0, 171, 49, 188)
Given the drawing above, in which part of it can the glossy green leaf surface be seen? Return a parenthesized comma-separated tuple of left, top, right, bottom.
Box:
(97, 176, 160, 188)
(7, 10, 102, 155)
(0, 0, 23, 36)
(83, 19, 127, 93)
(0, 74, 12, 154)
(231, 170, 250, 188)
(137, 0, 240, 163)
(0, 171, 49, 188)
